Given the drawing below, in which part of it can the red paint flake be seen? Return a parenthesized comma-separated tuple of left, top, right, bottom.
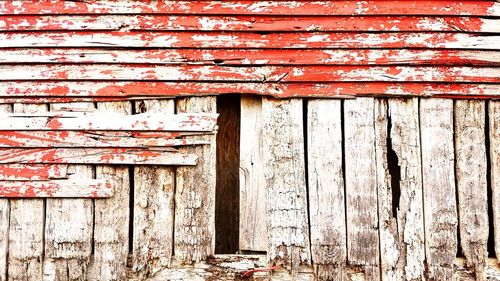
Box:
(46, 118, 63, 130)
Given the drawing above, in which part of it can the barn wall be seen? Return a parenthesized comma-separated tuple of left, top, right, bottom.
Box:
(0, 1, 499, 280)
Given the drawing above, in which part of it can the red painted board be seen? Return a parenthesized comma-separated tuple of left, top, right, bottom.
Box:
(0, 164, 67, 180)
(0, 179, 113, 198)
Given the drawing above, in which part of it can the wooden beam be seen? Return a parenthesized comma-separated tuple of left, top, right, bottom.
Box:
(0, 164, 67, 180)
(0, 179, 112, 198)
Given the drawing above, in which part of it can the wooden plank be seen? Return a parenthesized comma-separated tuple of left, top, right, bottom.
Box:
(455, 100, 489, 280)
(344, 98, 380, 280)
(0, 148, 196, 165)
(1, 15, 498, 32)
(1, 82, 499, 101)
(490, 101, 500, 263)
(1, 65, 498, 83)
(7, 104, 46, 280)
(43, 102, 95, 281)
(307, 99, 346, 280)
(89, 101, 131, 281)
(0, 131, 209, 148)
(1, 49, 498, 66)
(377, 98, 425, 280)
(1, 32, 498, 49)
(0, 104, 9, 281)
(0, 164, 67, 180)
(131, 100, 175, 278)
(0, 179, 112, 198)
(174, 97, 217, 263)
(239, 96, 266, 252)
(1, 1, 498, 16)
(420, 99, 458, 280)
(0, 111, 217, 132)
(262, 98, 311, 273)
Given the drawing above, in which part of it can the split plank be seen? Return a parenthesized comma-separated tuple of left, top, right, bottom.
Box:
(0, 131, 209, 148)
(420, 99, 458, 280)
(489, 101, 500, 263)
(1, 82, 499, 101)
(174, 97, 217, 263)
(1, 49, 498, 66)
(455, 100, 488, 280)
(239, 96, 266, 252)
(262, 98, 311, 273)
(0, 179, 112, 198)
(0, 104, 9, 281)
(1, 1, 498, 16)
(0, 148, 197, 165)
(1, 15, 498, 33)
(307, 99, 346, 280)
(132, 100, 175, 278)
(0, 164, 67, 180)
(344, 98, 380, 280)
(1, 65, 498, 83)
(0, 112, 217, 132)
(1, 32, 498, 49)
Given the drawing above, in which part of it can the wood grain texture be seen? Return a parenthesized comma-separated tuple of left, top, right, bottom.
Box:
(420, 99, 458, 280)
(89, 101, 132, 281)
(379, 98, 425, 280)
(307, 99, 346, 280)
(455, 100, 488, 280)
(131, 99, 175, 279)
(7, 104, 46, 280)
(0, 104, 10, 281)
(344, 98, 380, 280)
(490, 101, 500, 263)
(239, 96, 266, 252)
(262, 98, 311, 274)
(174, 97, 217, 263)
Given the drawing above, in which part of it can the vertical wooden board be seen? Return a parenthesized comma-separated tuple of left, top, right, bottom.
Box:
(174, 96, 216, 263)
(89, 101, 131, 281)
(420, 98, 458, 280)
(307, 99, 346, 280)
(490, 101, 500, 263)
(344, 98, 380, 280)
(239, 96, 267, 252)
(131, 99, 175, 278)
(0, 104, 10, 281)
(43, 102, 94, 281)
(262, 98, 311, 274)
(8, 104, 46, 280)
(455, 100, 488, 280)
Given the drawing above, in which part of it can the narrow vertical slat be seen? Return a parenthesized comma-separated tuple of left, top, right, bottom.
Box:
(132, 99, 175, 278)
(90, 101, 131, 281)
(490, 101, 500, 263)
(455, 100, 488, 280)
(0, 104, 10, 281)
(43, 102, 94, 281)
(174, 96, 216, 263)
(239, 96, 266, 252)
(378, 98, 425, 280)
(8, 104, 46, 280)
(307, 99, 346, 280)
(420, 98, 458, 280)
(344, 98, 381, 280)
(262, 98, 311, 274)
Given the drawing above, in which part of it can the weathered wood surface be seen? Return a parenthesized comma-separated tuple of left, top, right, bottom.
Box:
(1, 32, 498, 49)
(239, 96, 266, 252)
(344, 98, 380, 280)
(0, 111, 217, 132)
(2, 82, 498, 102)
(131, 99, 176, 279)
(262, 98, 311, 273)
(2, 1, 498, 16)
(2, 15, 498, 32)
(307, 99, 346, 280)
(378, 98, 425, 280)
(420, 99, 458, 280)
(0, 179, 112, 198)
(2, 49, 498, 66)
(489, 101, 500, 263)
(174, 97, 217, 263)
(0, 104, 10, 281)
(2, 65, 498, 83)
